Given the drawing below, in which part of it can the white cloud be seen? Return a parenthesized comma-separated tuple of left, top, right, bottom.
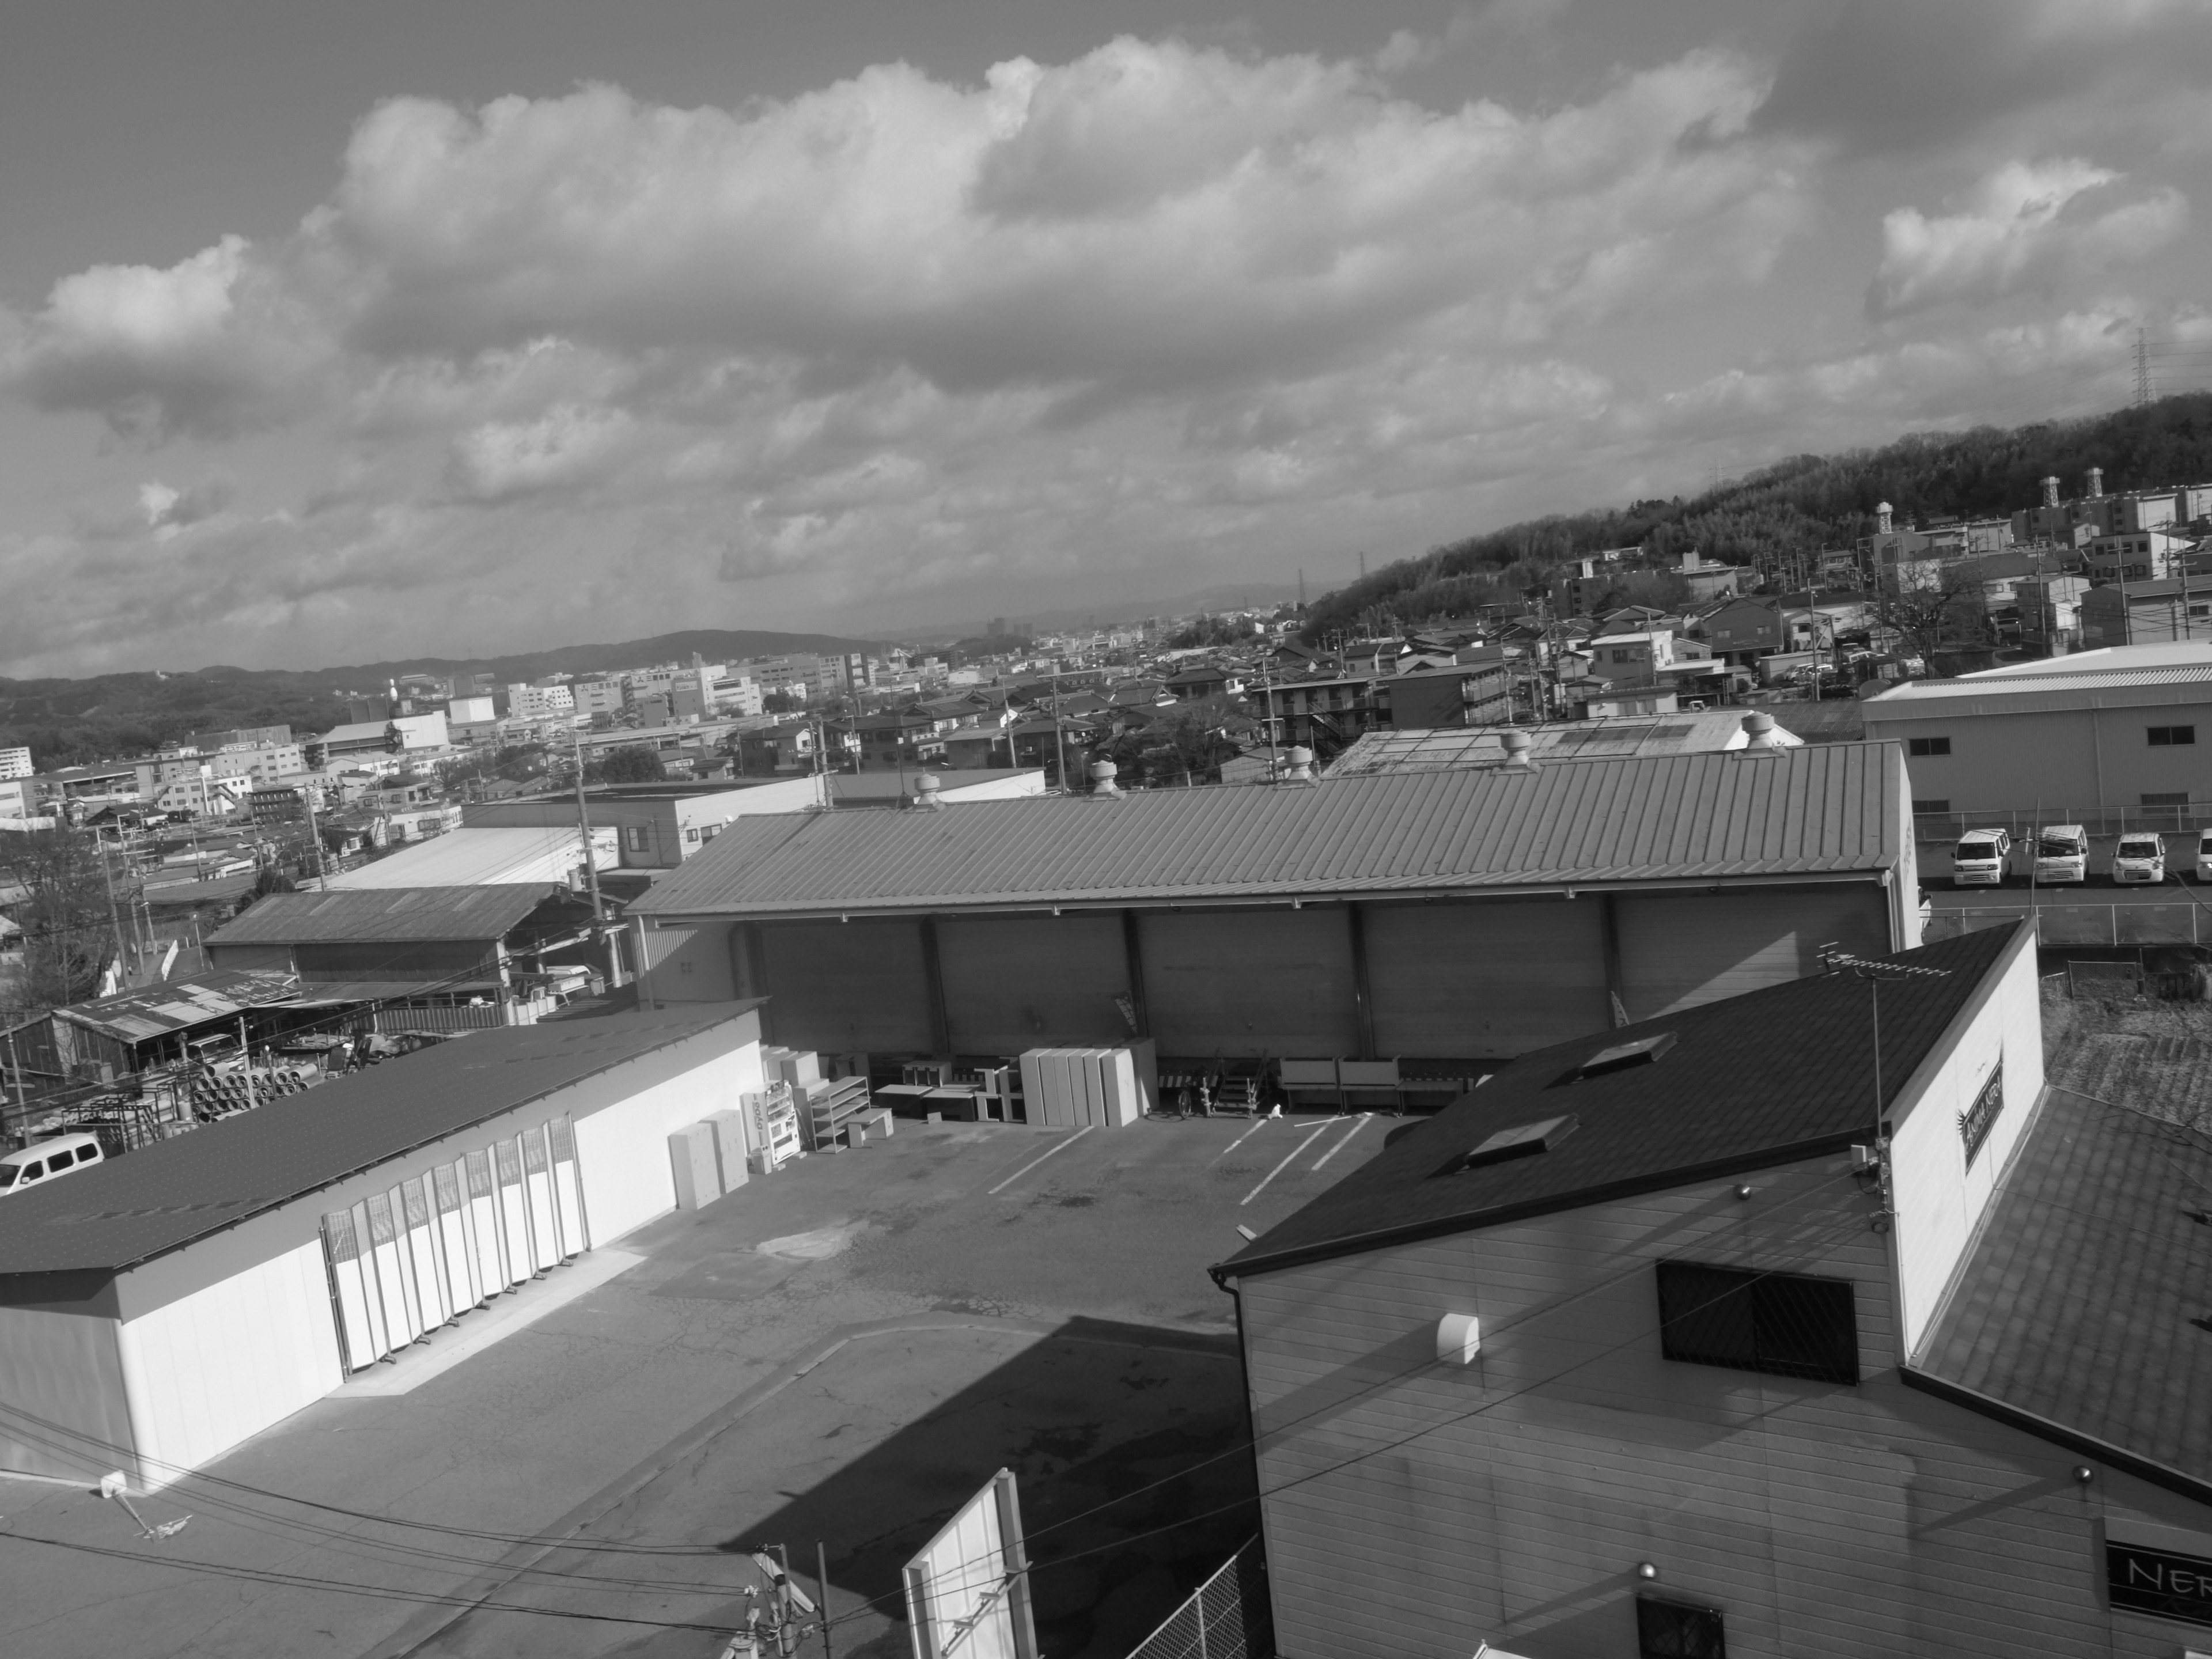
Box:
(1866, 158, 2187, 317)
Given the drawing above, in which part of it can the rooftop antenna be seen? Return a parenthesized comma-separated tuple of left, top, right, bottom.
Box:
(1819, 942, 1952, 1228)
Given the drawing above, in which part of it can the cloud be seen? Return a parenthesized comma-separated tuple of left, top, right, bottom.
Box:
(1756, 0, 2212, 157)
(138, 475, 238, 539)
(1866, 158, 2188, 317)
(447, 403, 636, 501)
(2, 237, 328, 439)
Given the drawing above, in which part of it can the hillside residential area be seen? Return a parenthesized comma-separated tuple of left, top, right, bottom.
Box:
(6, 455, 2212, 1657)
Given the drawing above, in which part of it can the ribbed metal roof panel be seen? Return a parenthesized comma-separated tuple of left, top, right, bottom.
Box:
(633, 743, 1900, 918)
(0, 1006, 756, 1275)
(205, 885, 559, 945)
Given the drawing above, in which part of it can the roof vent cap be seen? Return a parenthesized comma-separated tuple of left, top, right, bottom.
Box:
(1281, 746, 1317, 785)
(1739, 710, 1781, 753)
(912, 773, 943, 811)
(1575, 1032, 1677, 1080)
(1089, 759, 1123, 798)
(1460, 1114, 1578, 1171)
(1498, 728, 1536, 771)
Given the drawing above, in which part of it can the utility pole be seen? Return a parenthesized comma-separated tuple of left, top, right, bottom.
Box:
(97, 833, 129, 991)
(566, 724, 611, 983)
(2135, 325, 2154, 409)
(1050, 665, 1070, 792)
(302, 789, 329, 891)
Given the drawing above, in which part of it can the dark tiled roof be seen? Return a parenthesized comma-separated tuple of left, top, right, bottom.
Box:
(634, 742, 1907, 919)
(1216, 925, 2025, 1279)
(0, 1006, 759, 1276)
(206, 884, 558, 945)
(1914, 1086, 2212, 1486)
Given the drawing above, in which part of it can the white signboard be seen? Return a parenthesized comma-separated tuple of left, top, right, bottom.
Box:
(902, 1468, 1038, 1659)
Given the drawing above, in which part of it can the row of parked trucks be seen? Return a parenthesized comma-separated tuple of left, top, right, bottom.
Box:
(1951, 825, 2212, 886)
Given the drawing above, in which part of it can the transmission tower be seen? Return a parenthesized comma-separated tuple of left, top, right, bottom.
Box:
(2135, 327, 2154, 408)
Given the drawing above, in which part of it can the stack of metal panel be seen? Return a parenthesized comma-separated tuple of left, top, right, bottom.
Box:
(1017, 1041, 1156, 1128)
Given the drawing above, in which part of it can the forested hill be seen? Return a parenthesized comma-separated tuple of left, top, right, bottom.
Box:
(1303, 391, 2212, 637)
(0, 627, 877, 771)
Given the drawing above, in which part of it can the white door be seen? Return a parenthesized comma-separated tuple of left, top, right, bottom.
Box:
(550, 1116, 588, 1255)
(521, 1127, 560, 1270)
(321, 1209, 382, 1370)
(431, 1161, 479, 1310)
(493, 1138, 533, 1285)
(463, 1149, 503, 1295)
(363, 1191, 421, 1346)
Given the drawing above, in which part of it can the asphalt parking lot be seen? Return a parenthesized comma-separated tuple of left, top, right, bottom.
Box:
(0, 1108, 1387, 1659)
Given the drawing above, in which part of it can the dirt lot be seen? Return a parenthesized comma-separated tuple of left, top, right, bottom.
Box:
(0, 1109, 1385, 1659)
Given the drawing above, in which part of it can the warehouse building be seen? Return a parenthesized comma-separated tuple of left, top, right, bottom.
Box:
(1212, 922, 2212, 1657)
(1863, 642, 2212, 816)
(0, 1006, 763, 1488)
(628, 741, 1920, 1067)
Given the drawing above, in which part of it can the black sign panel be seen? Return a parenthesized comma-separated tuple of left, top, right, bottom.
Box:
(1959, 1063, 2002, 1166)
(2108, 1540, 2212, 1628)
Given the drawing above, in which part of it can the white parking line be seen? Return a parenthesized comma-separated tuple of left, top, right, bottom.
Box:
(1312, 1114, 1371, 1170)
(1207, 1118, 1270, 1165)
(1241, 1122, 1333, 1206)
(986, 1126, 1094, 1195)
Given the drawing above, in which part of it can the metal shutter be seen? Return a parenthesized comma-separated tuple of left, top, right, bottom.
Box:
(935, 914, 1131, 1051)
(759, 919, 934, 1052)
(1138, 908, 1358, 1059)
(1363, 897, 1610, 1058)
(1615, 887, 1889, 1020)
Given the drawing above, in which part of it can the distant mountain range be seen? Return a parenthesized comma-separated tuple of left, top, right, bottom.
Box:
(0, 628, 879, 772)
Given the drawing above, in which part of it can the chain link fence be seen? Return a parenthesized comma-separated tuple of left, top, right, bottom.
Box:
(1124, 1539, 1272, 1659)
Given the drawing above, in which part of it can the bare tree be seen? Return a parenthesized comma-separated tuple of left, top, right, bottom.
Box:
(4, 829, 112, 1012)
(1867, 562, 1988, 666)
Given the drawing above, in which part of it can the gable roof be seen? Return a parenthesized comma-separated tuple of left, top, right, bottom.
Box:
(632, 741, 1907, 920)
(0, 1006, 760, 1277)
(206, 884, 560, 945)
(1214, 924, 2026, 1282)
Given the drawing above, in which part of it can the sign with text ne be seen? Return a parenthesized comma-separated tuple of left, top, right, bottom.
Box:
(2108, 1528, 2212, 1628)
(1958, 1063, 2002, 1166)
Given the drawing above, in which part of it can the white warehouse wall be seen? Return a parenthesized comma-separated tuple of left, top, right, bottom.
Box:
(0, 1301, 135, 1483)
(573, 1041, 764, 1245)
(116, 1238, 342, 1489)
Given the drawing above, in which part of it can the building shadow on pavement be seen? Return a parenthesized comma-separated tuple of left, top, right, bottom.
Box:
(720, 1316, 1257, 1659)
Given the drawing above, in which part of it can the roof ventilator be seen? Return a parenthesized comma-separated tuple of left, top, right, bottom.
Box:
(911, 773, 944, 812)
(1459, 1113, 1578, 1171)
(1281, 745, 1318, 785)
(1575, 1032, 1677, 1080)
(1089, 759, 1124, 798)
(1738, 711, 1781, 754)
(1497, 729, 1537, 772)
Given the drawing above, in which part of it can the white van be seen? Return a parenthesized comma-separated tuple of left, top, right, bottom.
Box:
(2113, 832, 2167, 885)
(2197, 830, 2212, 884)
(0, 1131, 107, 1197)
(2033, 825, 2089, 885)
(1952, 828, 2011, 886)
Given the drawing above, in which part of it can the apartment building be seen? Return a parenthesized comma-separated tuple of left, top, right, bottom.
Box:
(0, 746, 35, 781)
(506, 682, 576, 723)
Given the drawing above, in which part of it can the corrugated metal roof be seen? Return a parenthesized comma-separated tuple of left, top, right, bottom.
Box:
(1870, 664, 2212, 702)
(1324, 711, 1798, 778)
(0, 1005, 759, 1275)
(53, 968, 303, 1043)
(1216, 924, 2023, 1281)
(324, 827, 614, 889)
(205, 885, 559, 945)
(634, 742, 1904, 919)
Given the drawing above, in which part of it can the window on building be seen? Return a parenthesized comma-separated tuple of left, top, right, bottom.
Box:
(700, 823, 721, 841)
(2149, 725, 2197, 747)
(1906, 736, 1951, 757)
(683, 826, 700, 843)
(2142, 793, 2190, 808)
(1637, 1598, 1726, 1659)
(623, 825, 650, 853)
(1656, 1260, 1859, 1384)
(2192, 605, 2211, 619)
(1912, 798, 1951, 815)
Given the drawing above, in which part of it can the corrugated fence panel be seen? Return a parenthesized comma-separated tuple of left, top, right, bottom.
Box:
(1141, 909, 1358, 1060)
(938, 913, 1131, 1052)
(758, 919, 933, 1052)
(1363, 897, 1609, 1058)
(1615, 885, 1888, 1021)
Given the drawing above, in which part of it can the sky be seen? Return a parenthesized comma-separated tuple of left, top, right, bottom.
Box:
(3, 0, 2210, 676)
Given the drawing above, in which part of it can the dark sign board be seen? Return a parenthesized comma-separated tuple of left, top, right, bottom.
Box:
(2108, 1537, 2212, 1628)
(1958, 1063, 2002, 1166)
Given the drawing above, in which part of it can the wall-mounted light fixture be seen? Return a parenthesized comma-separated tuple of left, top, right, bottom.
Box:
(1436, 1312, 1481, 1366)
(1636, 1562, 1659, 1582)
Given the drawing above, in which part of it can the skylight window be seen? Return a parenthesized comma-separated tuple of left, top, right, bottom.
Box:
(1575, 1033, 1676, 1080)
(1460, 1115, 1578, 1171)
